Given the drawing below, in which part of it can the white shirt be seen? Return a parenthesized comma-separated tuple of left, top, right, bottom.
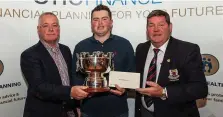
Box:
(141, 39, 169, 112)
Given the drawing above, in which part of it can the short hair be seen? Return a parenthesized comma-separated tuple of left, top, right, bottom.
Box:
(147, 10, 171, 25)
(38, 12, 59, 25)
(91, 4, 112, 20)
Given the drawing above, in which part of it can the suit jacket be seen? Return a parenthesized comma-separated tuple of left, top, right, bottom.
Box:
(20, 41, 75, 117)
(135, 37, 208, 117)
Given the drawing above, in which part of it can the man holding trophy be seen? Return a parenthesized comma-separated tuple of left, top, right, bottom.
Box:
(21, 12, 89, 117)
(72, 4, 135, 117)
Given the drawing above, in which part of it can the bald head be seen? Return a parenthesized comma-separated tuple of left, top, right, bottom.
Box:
(38, 12, 59, 26)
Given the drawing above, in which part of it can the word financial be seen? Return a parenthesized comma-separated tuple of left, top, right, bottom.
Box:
(0, 8, 132, 20)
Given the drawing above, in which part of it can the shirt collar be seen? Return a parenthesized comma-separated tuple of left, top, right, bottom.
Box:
(150, 39, 170, 53)
(90, 34, 114, 43)
(40, 40, 60, 53)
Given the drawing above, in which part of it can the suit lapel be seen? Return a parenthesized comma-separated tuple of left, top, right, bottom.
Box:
(157, 37, 176, 86)
(37, 41, 62, 84)
(141, 42, 151, 73)
(138, 41, 151, 87)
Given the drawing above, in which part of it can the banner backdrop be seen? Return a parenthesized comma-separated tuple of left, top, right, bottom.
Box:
(0, 0, 222, 117)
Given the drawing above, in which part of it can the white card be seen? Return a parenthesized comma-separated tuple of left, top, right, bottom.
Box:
(109, 71, 140, 89)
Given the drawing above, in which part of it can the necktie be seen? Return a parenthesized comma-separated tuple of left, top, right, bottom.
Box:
(144, 48, 160, 107)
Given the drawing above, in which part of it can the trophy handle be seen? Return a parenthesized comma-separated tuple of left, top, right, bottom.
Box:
(76, 52, 90, 73)
(76, 53, 80, 72)
(107, 52, 114, 71)
(76, 53, 84, 72)
(104, 66, 111, 74)
(84, 76, 88, 86)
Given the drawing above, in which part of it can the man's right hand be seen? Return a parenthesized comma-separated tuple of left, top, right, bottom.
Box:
(70, 86, 89, 100)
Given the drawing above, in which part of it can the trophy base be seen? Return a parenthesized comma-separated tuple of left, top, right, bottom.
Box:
(85, 87, 110, 93)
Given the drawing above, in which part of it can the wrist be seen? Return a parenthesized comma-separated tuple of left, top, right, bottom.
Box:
(70, 86, 74, 99)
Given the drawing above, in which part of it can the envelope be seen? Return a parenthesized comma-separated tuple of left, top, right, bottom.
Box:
(109, 71, 140, 89)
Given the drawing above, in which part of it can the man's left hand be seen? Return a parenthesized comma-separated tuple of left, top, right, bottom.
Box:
(110, 84, 126, 96)
(136, 81, 163, 97)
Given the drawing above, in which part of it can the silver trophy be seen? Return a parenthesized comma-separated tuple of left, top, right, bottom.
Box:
(76, 51, 114, 92)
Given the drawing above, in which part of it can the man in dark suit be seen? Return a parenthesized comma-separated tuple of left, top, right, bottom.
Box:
(20, 12, 88, 117)
(135, 10, 208, 117)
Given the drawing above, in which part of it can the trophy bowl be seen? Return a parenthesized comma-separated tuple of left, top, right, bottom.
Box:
(76, 51, 114, 93)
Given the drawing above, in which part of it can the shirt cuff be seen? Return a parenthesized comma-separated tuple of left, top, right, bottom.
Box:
(161, 87, 168, 100)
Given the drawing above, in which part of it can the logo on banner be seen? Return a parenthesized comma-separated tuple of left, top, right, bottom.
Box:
(0, 60, 4, 76)
(202, 54, 219, 76)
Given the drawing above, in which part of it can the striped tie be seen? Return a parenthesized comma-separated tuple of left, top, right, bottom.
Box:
(144, 48, 160, 107)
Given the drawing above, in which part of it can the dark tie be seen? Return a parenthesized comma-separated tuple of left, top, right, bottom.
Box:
(144, 48, 160, 107)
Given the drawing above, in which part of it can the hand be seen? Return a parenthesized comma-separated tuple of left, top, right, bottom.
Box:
(136, 81, 163, 97)
(70, 86, 88, 100)
(196, 98, 207, 108)
(110, 84, 126, 96)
